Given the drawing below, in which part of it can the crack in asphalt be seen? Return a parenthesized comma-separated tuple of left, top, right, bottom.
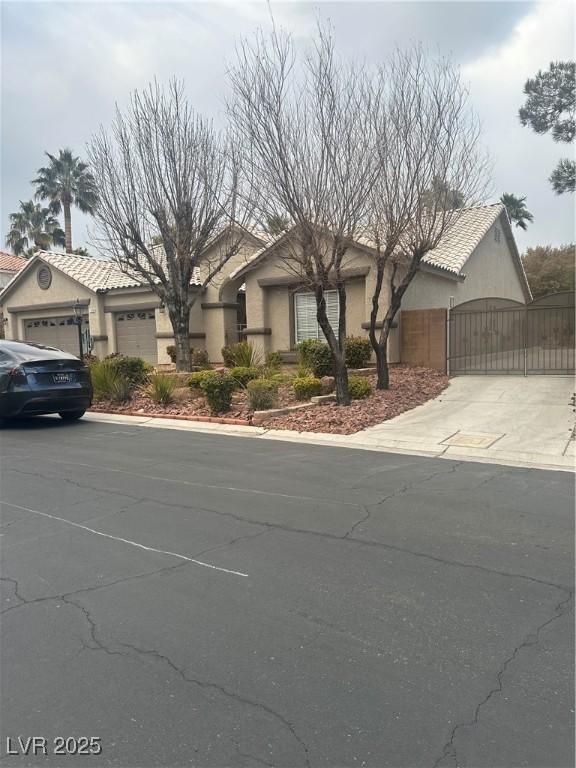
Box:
(0, 576, 26, 605)
(0, 562, 190, 617)
(431, 590, 575, 768)
(3, 470, 572, 595)
(233, 741, 276, 767)
(0, 517, 268, 619)
(344, 462, 465, 538)
(113, 637, 311, 768)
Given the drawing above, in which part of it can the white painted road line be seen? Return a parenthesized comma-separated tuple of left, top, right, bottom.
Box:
(0, 501, 249, 579)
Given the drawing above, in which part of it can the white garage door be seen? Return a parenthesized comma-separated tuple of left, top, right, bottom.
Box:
(24, 316, 86, 356)
(115, 310, 157, 363)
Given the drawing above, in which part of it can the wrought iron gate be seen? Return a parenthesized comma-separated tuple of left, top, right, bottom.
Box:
(448, 293, 575, 375)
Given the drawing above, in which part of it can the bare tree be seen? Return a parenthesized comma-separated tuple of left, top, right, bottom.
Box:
(228, 27, 380, 405)
(88, 80, 252, 371)
(366, 48, 491, 388)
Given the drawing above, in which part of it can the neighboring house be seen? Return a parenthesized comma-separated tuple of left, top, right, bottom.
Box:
(0, 231, 265, 363)
(0, 252, 26, 338)
(0, 204, 531, 370)
(0, 252, 26, 289)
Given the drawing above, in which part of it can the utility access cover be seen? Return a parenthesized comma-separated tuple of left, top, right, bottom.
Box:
(442, 432, 504, 449)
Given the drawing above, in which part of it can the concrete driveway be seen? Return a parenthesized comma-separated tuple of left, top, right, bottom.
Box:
(351, 376, 575, 470)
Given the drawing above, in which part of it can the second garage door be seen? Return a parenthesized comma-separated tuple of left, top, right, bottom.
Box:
(115, 310, 157, 363)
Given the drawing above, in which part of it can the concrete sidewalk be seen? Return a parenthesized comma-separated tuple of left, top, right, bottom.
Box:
(82, 375, 575, 472)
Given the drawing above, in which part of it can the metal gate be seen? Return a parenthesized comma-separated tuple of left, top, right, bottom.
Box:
(449, 293, 575, 375)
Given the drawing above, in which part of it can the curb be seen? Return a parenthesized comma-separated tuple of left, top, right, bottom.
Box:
(89, 408, 251, 427)
(83, 411, 574, 473)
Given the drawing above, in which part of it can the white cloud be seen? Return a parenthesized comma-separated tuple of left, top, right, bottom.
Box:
(463, 0, 575, 250)
(1, 1, 573, 252)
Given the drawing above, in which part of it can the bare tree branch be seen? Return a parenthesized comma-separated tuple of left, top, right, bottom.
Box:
(228, 25, 380, 404)
(88, 79, 254, 370)
(366, 46, 492, 388)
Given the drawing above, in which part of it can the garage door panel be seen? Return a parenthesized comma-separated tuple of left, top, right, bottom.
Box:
(24, 316, 86, 356)
(115, 311, 157, 363)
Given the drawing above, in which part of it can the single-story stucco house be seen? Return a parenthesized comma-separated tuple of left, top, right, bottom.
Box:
(230, 203, 531, 368)
(0, 203, 530, 370)
(0, 252, 26, 290)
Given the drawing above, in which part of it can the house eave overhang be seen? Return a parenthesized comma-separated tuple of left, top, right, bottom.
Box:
(419, 262, 466, 282)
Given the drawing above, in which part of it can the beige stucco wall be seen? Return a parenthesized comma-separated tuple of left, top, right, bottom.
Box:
(402, 220, 527, 311)
(0, 259, 105, 351)
(242, 242, 401, 361)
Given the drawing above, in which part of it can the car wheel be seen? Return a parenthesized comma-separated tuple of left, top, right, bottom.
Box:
(59, 410, 86, 421)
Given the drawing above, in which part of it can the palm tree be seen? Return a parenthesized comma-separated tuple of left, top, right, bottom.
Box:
(6, 200, 65, 257)
(33, 148, 98, 253)
(500, 193, 534, 230)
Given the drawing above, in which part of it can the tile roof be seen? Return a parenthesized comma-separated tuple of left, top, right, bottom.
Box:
(35, 251, 202, 292)
(421, 203, 504, 275)
(37, 251, 144, 292)
(231, 204, 508, 281)
(0, 251, 26, 273)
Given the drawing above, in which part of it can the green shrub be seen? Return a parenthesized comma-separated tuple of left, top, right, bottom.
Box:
(191, 349, 211, 369)
(222, 341, 263, 368)
(345, 336, 372, 369)
(147, 373, 176, 405)
(348, 375, 373, 400)
(270, 372, 293, 385)
(105, 354, 151, 385)
(188, 370, 212, 391)
(265, 351, 283, 370)
(90, 360, 119, 401)
(297, 339, 334, 377)
(230, 366, 260, 388)
(200, 371, 236, 414)
(247, 379, 279, 411)
(109, 374, 132, 404)
(293, 375, 323, 401)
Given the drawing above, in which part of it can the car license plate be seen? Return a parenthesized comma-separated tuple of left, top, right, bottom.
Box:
(53, 373, 71, 383)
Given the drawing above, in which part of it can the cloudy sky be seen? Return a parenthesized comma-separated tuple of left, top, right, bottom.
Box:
(1, 0, 574, 254)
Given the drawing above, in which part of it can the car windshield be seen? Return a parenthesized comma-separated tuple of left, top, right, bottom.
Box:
(0, 340, 78, 362)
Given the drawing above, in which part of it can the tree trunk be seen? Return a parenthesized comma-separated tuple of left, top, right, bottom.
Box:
(315, 285, 350, 406)
(64, 201, 72, 253)
(375, 332, 390, 389)
(168, 304, 192, 371)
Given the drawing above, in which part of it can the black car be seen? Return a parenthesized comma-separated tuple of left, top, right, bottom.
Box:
(0, 340, 92, 421)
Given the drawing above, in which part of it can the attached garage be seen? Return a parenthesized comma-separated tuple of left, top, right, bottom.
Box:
(115, 310, 158, 363)
(24, 316, 87, 356)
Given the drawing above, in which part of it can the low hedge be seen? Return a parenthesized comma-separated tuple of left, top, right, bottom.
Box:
(199, 371, 235, 414)
(345, 336, 372, 369)
(188, 370, 212, 391)
(348, 375, 373, 400)
(247, 379, 279, 411)
(293, 375, 323, 401)
(104, 354, 152, 385)
(229, 366, 260, 388)
(297, 340, 334, 377)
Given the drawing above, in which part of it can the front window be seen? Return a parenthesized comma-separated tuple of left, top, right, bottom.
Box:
(295, 290, 340, 343)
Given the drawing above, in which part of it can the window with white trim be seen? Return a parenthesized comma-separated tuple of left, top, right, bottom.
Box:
(294, 290, 340, 343)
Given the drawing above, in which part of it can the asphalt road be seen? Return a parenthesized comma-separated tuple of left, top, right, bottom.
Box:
(1, 417, 574, 768)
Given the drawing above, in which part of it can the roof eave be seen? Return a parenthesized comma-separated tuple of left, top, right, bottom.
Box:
(419, 262, 465, 282)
